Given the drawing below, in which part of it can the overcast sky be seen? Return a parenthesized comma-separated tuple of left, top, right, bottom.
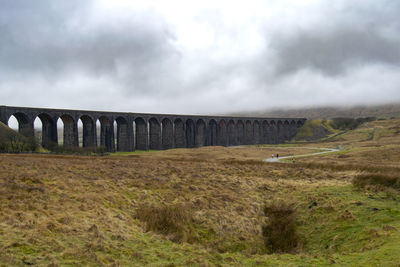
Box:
(1, 0, 400, 115)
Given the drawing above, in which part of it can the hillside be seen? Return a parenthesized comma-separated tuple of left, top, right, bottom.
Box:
(0, 122, 39, 152)
(230, 103, 400, 119)
(0, 121, 20, 139)
(0, 119, 400, 266)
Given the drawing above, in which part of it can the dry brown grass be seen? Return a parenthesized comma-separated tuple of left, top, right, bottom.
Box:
(1, 118, 400, 265)
(0, 147, 343, 262)
(135, 203, 197, 243)
(353, 173, 400, 191)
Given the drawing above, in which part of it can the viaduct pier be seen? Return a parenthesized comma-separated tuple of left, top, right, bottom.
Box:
(0, 105, 306, 152)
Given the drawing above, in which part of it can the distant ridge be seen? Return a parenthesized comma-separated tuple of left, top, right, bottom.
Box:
(230, 103, 400, 119)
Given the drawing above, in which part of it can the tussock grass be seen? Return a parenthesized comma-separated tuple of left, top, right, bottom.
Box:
(135, 203, 198, 243)
(262, 201, 301, 253)
(303, 162, 400, 173)
(353, 173, 400, 191)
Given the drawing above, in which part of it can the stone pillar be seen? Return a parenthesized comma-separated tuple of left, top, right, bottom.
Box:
(41, 116, 58, 149)
(269, 121, 278, 144)
(253, 121, 260, 145)
(195, 120, 206, 147)
(208, 120, 217, 146)
(63, 117, 78, 147)
(186, 119, 195, 148)
(117, 117, 133, 152)
(216, 120, 226, 146)
(82, 116, 97, 148)
(100, 119, 115, 152)
(288, 121, 297, 140)
(149, 118, 161, 150)
(162, 119, 174, 149)
(237, 121, 244, 145)
(227, 120, 236, 146)
(261, 121, 269, 144)
(174, 119, 185, 148)
(0, 106, 7, 125)
(135, 117, 148, 150)
(245, 120, 253, 145)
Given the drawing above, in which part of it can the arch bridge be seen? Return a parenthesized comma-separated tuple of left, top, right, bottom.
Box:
(0, 105, 306, 152)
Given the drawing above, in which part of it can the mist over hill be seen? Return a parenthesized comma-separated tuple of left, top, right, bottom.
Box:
(230, 103, 400, 119)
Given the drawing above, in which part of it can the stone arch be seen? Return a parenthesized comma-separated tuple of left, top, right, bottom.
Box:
(33, 117, 42, 145)
(217, 119, 227, 146)
(116, 116, 133, 151)
(174, 118, 185, 148)
(95, 119, 101, 147)
(10, 112, 33, 137)
(297, 120, 304, 127)
(227, 120, 236, 146)
(208, 119, 217, 146)
(36, 113, 58, 149)
(245, 120, 253, 145)
(149, 118, 161, 150)
(98, 116, 114, 152)
(81, 115, 97, 148)
(186, 119, 195, 148)
(237, 120, 244, 145)
(253, 120, 260, 144)
(195, 119, 206, 147)
(162, 118, 173, 149)
(60, 114, 78, 147)
(135, 117, 148, 150)
(7, 115, 18, 130)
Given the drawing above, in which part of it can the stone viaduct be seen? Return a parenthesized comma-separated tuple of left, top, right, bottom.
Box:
(0, 105, 306, 152)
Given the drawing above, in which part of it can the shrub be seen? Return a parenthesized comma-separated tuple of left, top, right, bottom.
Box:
(262, 201, 301, 253)
(353, 173, 400, 190)
(330, 117, 376, 130)
(134, 203, 197, 243)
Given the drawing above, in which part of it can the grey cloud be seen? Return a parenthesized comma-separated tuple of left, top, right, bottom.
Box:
(270, 1, 400, 76)
(0, 0, 179, 95)
(272, 28, 400, 75)
(1, 0, 400, 114)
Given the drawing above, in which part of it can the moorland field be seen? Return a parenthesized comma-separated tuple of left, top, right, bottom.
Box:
(1, 118, 400, 266)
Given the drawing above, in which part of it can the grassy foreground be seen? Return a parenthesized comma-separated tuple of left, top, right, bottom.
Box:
(0, 119, 400, 266)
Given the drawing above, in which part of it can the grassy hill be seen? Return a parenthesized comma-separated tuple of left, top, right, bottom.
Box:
(1, 119, 400, 266)
(0, 121, 20, 139)
(0, 122, 38, 152)
(231, 103, 400, 119)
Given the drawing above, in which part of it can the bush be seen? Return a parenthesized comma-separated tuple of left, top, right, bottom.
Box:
(134, 203, 197, 243)
(353, 173, 400, 190)
(330, 117, 376, 130)
(262, 201, 301, 253)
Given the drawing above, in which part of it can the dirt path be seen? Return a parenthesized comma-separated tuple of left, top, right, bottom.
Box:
(263, 147, 342, 163)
